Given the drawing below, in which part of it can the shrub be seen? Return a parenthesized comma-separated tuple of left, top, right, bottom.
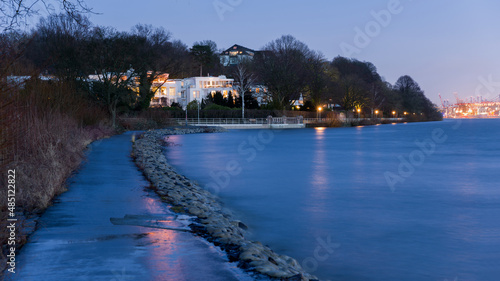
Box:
(203, 104, 233, 111)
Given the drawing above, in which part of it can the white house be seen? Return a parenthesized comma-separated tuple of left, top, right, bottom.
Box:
(220, 44, 256, 66)
(150, 75, 237, 108)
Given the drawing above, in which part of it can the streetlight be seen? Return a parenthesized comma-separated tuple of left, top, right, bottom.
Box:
(317, 106, 322, 121)
(392, 111, 396, 118)
(375, 110, 379, 119)
(357, 108, 361, 120)
(182, 81, 189, 126)
(183, 96, 188, 126)
(197, 99, 200, 125)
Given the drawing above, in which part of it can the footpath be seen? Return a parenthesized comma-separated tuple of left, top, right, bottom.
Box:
(7, 132, 251, 281)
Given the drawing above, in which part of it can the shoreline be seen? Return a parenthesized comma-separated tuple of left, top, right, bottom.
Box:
(132, 127, 319, 281)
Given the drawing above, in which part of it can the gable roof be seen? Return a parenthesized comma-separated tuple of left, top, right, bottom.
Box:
(221, 44, 256, 56)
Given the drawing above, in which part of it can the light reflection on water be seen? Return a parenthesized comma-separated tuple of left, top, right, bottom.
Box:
(167, 119, 500, 281)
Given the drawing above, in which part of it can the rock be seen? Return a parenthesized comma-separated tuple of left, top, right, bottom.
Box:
(132, 127, 318, 281)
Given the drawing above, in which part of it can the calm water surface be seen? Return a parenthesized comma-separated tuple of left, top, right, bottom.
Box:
(167, 120, 500, 281)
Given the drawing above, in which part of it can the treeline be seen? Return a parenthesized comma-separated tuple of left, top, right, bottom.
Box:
(2, 14, 197, 127)
(2, 14, 441, 122)
(249, 35, 441, 120)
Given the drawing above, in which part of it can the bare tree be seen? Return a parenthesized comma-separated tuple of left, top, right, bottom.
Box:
(232, 60, 255, 118)
(254, 35, 312, 109)
(369, 82, 386, 117)
(304, 50, 328, 107)
(84, 27, 140, 127)
(1, 0, 92, 32)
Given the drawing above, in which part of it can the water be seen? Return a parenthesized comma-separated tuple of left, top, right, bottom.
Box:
(10, 132, 253, 281)
(167, 119, 500, 281)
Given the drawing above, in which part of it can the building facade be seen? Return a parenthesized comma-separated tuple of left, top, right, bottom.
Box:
(150, 76, 237, 108)
(220, 44, 256, 66)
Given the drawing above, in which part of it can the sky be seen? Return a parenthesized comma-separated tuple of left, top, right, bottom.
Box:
(77, 0, 500, 105)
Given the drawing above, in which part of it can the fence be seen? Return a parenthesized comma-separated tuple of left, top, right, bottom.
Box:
(303, 117, 403, 124)
(174, 116, 304, 126)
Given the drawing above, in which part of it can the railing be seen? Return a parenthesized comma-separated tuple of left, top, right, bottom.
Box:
(303, 117, 404, 123)
(303, 118, 337, 124)
(174, 118, 268, 125)
(174, 116, 304, 125)
(173, 117, 404, 126)
(270, 116, 303, 124)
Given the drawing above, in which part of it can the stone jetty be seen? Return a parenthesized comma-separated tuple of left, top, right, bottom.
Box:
(132, 127, 319, 281)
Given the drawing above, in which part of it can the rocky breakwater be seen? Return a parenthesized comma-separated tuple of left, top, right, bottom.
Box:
(132, 127, 319, 281)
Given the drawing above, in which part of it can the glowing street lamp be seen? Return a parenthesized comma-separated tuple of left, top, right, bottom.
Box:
(317, 106, 323, 120)
(375, 109, 379, 119)
(357, 108, 361, 119)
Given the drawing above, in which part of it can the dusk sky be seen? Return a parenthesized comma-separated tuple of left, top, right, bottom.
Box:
(80, 0, 500, 105)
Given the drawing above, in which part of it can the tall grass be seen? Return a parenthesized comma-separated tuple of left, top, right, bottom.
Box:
(0, 78, 114, 273)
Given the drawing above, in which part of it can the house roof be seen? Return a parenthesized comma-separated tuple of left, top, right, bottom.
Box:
(221, 44, 256, 56)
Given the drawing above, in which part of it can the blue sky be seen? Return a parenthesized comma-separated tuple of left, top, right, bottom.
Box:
(80, 0, 500, 105)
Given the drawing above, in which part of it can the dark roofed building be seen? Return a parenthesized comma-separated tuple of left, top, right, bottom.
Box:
(220, 44, 256, 66)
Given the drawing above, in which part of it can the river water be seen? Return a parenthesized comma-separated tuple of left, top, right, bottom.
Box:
(167, 119, 500, 281)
